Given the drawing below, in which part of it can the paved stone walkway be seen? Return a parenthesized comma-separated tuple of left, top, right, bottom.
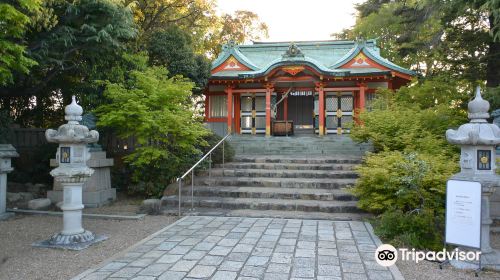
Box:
(74, 216, 402, 280)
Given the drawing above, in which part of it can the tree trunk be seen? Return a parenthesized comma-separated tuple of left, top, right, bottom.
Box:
(487, 14, 500, 88)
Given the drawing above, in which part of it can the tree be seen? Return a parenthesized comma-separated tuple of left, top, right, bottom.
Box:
(96, 62, 209, 196)
(0, 0, 137, 127)
(207, 10, 269, 56)
(147, 26, 210, 94)
(0, 0, 40, 86)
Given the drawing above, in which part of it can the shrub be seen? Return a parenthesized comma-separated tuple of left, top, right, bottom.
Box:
(350, 78, 468, 250)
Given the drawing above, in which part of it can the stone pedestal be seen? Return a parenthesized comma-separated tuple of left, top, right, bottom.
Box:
(0, 145, 19, 220)
(48, 151, 115, 207)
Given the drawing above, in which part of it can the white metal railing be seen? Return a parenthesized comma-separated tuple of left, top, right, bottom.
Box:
(175, 133, 231, 216)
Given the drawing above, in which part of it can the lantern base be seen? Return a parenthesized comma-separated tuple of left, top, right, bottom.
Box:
(33, 231, 107, 251)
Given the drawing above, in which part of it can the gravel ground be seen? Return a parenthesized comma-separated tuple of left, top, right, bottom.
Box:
(397, 232, 500, 280)
(0, 214, 177, 280)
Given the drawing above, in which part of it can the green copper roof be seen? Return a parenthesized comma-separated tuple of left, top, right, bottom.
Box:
(211, 39, 415, 78)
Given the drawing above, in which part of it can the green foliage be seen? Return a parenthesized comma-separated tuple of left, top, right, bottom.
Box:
(96, 64, 210, 197)
(0, 110, 13, 144)
(373, 209, 444, 250)
(353, 151, 456, 214)
(0, 0, 40, 85)
(350, 77, 468, 249)
(147, 26, 211, 94)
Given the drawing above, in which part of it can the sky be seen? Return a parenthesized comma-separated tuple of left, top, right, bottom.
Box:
(216, 0, 364, 42)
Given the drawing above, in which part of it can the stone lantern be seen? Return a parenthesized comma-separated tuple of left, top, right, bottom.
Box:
(0, 144, 18, 220)
(446, 86, 500, 269)
(36, 96, 106, 249)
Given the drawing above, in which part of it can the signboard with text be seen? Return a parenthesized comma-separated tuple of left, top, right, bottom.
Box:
(445, 180, 482, 249)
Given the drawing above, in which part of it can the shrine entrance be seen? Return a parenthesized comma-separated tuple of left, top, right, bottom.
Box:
(287, 90, 314, 133)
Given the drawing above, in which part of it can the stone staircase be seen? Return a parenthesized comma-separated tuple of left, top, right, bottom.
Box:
(162, 135, 372, 220)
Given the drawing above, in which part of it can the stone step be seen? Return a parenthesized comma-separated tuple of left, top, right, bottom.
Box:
(233, 156, 362, 164)
(216, 162, 355, 170)
(194, 177, 356, 189)
(162, 196, 363, 213)
(205, 168, 357, 179)
(232, 150, 368, 156)
(180, 186, 356, 201)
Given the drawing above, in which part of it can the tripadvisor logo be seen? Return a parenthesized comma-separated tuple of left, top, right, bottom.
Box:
(375, 244, 481, 267)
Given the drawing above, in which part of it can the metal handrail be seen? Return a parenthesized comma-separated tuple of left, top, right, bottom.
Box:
(175, 132, 231, 216)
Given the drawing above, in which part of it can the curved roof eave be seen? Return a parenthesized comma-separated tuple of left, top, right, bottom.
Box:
(211, 47, 259, 71)
(330, 43, 416, 77)
(235, 59, 392, 79)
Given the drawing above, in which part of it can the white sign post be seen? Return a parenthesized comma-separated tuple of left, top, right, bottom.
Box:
(445, 179, 482, 249)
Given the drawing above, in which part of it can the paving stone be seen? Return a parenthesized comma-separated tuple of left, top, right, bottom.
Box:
(233, 244, 254, 253)
(169, 260, 197, 272)
(240, 266, 265, 278)
(318, 255, 340, 265)
(260, 235, 280, 242)
(219, 238, 240, 246)
(367, 269, 393, 280)
(194, 241, 216, 251)
(157, 242, 178, 250)
(342, 262, 365, 273)
(318, 248, 338, 256)
(278, 238, 297, 246)
(220, 260, 245, 271)
(183, 250, 206, 260)
(295, 249, 315, 258)
(227, 252, 250, 262)
(137, 263, 172, 276)
(156, 254, 182, 264)
(266, 263, 291, 274)
(158, 271, 186, 280)
(263, 273, 289, 280)
(275, 245, 295, 253)
(130, 276, 156, 280)
(169, 245, 192, 254)
(297, 241, 315, 249)
(212, 271, 238, 280)
(180, 238, 202, 246)
(110, 267, 142, 278)
(256, 241, 277, 248)
(318, 264, 341, 276)
(205, 236, 224, 243)
(363, 260, 388, 271)
(199, 255, 224, 265)
(142, 250, 164, 259)
(82, 271, 112, 280)
(293, 257, 315, 268)
(245, 256, 269, 266)
(344, 273, 369, 280)
(317, 276, 342, 280)
(270, 253, 293, 264)
(187, 265, 217, 278)
(318, 241, 337, 249)
(252, 247, 273, 256)
(128, 258, 155, 268)
(240, 238, 259, 245)
(209, 246, 233, 256)
(291, 267, 315, 278)
(100, 262, 128, 271)
(339, 252, 362, 263)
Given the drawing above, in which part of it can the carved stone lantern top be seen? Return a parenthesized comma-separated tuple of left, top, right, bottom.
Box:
(446, 87, 500, 146)
(45, 96, 99, 145)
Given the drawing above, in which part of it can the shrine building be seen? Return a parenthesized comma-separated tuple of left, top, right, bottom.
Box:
(204, 39, 415, 136)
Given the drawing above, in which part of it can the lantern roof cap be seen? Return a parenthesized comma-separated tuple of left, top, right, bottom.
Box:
(468, 86, 490, 121)
(65, 96, 83, 123)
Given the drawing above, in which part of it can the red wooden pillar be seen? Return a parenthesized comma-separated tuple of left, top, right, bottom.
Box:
(234, 93, 240, 134)
(225, 85, 233, 134)
(284, 95, 288, 121)
(316, 83, 325, 136)
(265, 83, 273, 137)
(359, 83, 366, 110)
(204, 93, 209, 122)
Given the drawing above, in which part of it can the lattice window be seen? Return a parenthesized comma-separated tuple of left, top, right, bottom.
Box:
(326, 116, 338, 128)
(209, 95, 227, 117)
(241, 96, 252, 112)
(241, 116, 252, 129)
(340, 96, 353, 111)
(326, 96, 338, 111)
(314, 95, 319, 115)
(342, 116, 354, 127)
(255, 96, 265, 111)
(254, 117, 266, 129)
(366, 92, 376, 111)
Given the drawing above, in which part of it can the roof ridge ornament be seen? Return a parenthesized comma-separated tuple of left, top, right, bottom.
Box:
(222, 40, 237, 51)
(283, 42, 304, 58)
